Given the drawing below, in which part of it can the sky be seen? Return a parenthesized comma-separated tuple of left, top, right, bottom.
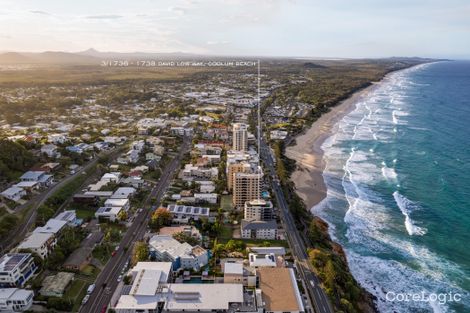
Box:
(0, 0, 469, 58)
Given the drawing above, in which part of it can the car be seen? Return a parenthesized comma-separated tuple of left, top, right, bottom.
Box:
(81, 295, 90, 304)
(101, 305, 107, 313)
(111, 251, 117, 256)
(86, 284, 95, 294)
(117, 275, 123, 282)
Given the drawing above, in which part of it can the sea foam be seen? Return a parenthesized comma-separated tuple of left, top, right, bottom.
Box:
(393, 191, 427, 236)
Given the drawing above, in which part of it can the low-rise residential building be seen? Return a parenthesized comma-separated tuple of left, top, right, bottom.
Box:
(0, 288, 34, 312)
(114, 262, 244, 313)
(39, 272, 74, 297)
(111, 187, 136, 199)
(166, 204, 210, 223)
(95, 206, 124, 222)
(182, 164, 218, 181)
(149, 235, 209, 271)
(0, 187, 27, 202)
(0, 254, 37, 288)
(241, 220, 277, 240)
(41, 144, 61, 158)
(33, 219, 67, 237)
(193, 193, 218, 204)
(19, 171, 53, 187)
(17, 233, 55, 259)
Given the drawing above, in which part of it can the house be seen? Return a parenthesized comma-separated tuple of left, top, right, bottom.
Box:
(95, 207, 124, 222)
(39, 272, 74, 297)
(17, 233, 56, 259)
(241, 220, 277, 240)
(55, 210, 80, 227)
(33, 219, 68, 237)
(47, 134, 68, 144)
(63, 232, 103, 271)
(13, 181, 39, 192)
(148, 235, 209, 271)
(20, 171, 53, 187)
(166, 205, 210, 223)
(101, 172, 121, 183)
(104, 198, 130, 211)
(198, 181, 216, 193)
(0, 288, 34, 312)
(194, 193, 218, 204)
(1, 187, 26, 202)
(0, 254, 37, 288)
(41, 144, 61, 158)
(111, 187, 136, 199)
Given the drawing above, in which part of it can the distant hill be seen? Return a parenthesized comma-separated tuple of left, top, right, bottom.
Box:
(303, 62, 327, 69)
(0, 52, 35, 64)
(0, 51, 100, 65)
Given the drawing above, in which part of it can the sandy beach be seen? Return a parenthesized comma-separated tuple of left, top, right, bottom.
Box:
(286, 83, 380, 210)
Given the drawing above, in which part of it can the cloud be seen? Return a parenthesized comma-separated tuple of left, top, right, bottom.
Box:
(206, 40, 230, 45)
(85, 14, 123, 20)
(168, 6, 188, 15)
(30, 10, 50, 15)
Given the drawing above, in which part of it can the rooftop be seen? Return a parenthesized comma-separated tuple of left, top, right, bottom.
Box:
(257, 268, 304, 313)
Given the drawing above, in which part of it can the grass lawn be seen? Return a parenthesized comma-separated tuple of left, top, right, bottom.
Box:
(92, 243, 113, 264)
(75, 208, 96, 220)
(218, 224, 234, 243)
(220, 195, 233, 212)
(80, 264, 100, 278)
(241, 239, 289, 248)
(64, 278, 88, 312)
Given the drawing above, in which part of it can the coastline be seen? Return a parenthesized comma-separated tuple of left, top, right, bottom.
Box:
(286, 82, 380, 210)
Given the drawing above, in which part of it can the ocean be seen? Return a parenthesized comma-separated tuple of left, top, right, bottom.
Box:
(313, 61, 470, 313)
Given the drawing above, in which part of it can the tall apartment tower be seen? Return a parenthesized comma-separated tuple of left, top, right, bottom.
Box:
(232, 123, 248, 152)
(232, 167, 262, 209)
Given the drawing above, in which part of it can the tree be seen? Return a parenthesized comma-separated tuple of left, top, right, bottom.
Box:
(131, 241, 149, 266)
(149, 208, 172, 231)
(117, 210, 128, 221)
(173, 232, 198, 246)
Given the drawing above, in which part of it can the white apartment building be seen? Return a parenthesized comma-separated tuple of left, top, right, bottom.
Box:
(232, 167, 263, 209)
(0, 254, 37, 288)
(17, 233, 56, 259)
(114, 262, 244, 313)
(244, 199, 274, 221)
(148, 235, 208, 271)
(232, 123, 248, 151)
(241, 220, 277, 240)
(0, 288, 34, 312)
(166, 205, 210, 223)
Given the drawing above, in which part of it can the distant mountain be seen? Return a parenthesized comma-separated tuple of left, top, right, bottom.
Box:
(0, 52, 35, 64)
(77, 48, 201, 60)
(303, 62, 327, 69)
(0, 51, 100, 65)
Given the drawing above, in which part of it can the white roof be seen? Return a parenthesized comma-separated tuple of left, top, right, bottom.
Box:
(33, 219, 67, 235)
(14, 181, 38, 188)
(18, 233, 53, 249)
(224, 262, 243, 275)
(104, 198, 129, 208)
(130, 270, 162, 296)
(1, 186, 24, 196)
(149, 235, 194, 259)
(0, 288, 33, 301)
(165, 284, 243, 311)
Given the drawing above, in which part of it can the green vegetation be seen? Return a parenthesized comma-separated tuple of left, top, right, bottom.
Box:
(131, 241, 149, 266)
(36, 169, 91, 225)
(149, 207, 172, 232)
(0, 139, 36, 184)
(172, 231, 199, 246)
(45, 228, 86, 270)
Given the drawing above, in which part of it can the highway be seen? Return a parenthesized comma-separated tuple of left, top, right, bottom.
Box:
(80, 136, 191, 313)
(260, 138, 334, 313)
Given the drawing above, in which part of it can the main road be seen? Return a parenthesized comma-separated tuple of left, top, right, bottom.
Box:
(80, 136, 191, 313)
(260, 138, 334, 313)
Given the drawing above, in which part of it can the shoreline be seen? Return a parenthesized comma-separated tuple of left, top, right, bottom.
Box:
(286, 82, 381, 210)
